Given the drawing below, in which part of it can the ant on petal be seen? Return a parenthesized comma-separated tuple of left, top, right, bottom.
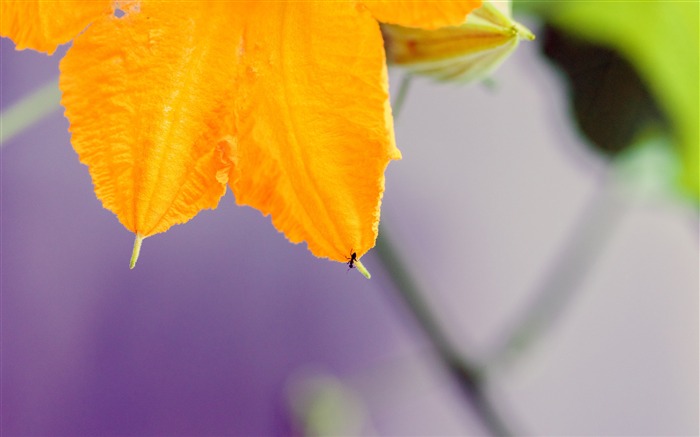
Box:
(346, 251, 357, 269)
(345, 249, 371, 279)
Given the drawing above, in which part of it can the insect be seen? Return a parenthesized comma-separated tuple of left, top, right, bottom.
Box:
(346, 251, 358, 269)
(345, 250, 371, 279)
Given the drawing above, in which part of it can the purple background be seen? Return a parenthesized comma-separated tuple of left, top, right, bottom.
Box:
(2, 18, 698, 436)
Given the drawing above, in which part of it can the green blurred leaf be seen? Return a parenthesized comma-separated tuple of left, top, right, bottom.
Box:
(614, 135, 683, 200)
(288, 374, 367, 436)
(520, 0, 699, 201)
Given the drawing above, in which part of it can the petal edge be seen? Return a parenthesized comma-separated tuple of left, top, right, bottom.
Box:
(60, 5, 239, 237)
(229, 3, 400, 262)
(1, 0, 112, 54)
(361, 0, 482, 29)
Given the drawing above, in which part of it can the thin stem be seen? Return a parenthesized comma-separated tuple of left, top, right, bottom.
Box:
(0, 77, 61, 147)
(384, 73, 514, 436)
(391, 73, 413, 122)
(487, 170, 627, 369)
(374, 229, 515, 437)
(130, 234, 144, 269)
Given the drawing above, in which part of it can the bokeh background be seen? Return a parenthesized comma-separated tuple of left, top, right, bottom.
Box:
(2, 6, 698, 437)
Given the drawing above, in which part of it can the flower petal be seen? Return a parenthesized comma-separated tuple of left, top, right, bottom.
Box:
(59, 3, 238, 237)
(228, 3, 400, 262)
(361, 0, 482, 29)
(382, 1, 534, 83)
(0, 0, 112, 54)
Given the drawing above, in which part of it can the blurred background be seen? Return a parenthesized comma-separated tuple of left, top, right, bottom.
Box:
(2, 3, 698, 436)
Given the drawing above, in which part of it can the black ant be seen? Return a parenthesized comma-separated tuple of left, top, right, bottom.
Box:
(344, 249, 371, 279)
(346, 251, 357, 269)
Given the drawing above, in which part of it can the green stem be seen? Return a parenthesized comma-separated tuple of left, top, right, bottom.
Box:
(391, 73, 413, 122)
(1, 77, 61, 147)
(354, 259, 372, 279)
(383, 73, 514, 435)
(375, 229, 515, 437)
(130, 234, 145, 269)
(487, 170, 626, 369)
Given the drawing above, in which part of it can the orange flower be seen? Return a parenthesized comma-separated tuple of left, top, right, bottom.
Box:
(1, 1, 481, 270)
